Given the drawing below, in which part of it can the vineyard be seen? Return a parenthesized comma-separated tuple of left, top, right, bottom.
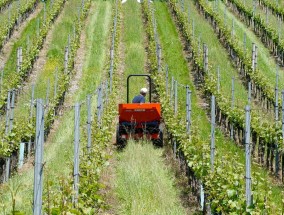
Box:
(0, 0, 283, 214)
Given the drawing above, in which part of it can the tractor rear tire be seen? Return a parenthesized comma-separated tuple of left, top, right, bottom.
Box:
(116, 125, 126, 149)
(153, 130, 163, 147)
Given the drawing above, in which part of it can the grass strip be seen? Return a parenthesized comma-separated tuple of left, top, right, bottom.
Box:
(222, 0, 284, 73)
(122, 0, 147, 102)
(42, 1, 121, 213)
(0, 0, 67, 157)
(114, 140, 186, 215)
(188, 0, 284, 180)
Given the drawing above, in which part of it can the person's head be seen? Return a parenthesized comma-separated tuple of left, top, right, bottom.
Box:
(140, 88, 148, 97)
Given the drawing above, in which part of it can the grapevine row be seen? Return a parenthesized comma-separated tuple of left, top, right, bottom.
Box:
(258, 0, 284, 19)
(189, 0, 284, 173)
(42, 2, 122, 213)
(0, 0, 13, 11)
(222, 0, 284, 69)
(143, 0, 279, 212)
(0, 0, 38, 51)
(0, 0, 68, 157)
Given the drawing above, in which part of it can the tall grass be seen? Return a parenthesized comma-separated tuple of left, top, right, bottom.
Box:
(114, 140, 186, 215)
(122, 0, 147, 103)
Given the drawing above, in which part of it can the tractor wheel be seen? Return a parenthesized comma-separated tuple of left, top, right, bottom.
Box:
(116, 125, 126, 149)
(153, 130, 163, 147)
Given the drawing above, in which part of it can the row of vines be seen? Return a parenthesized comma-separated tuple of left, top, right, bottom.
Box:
(0, 0, 38, 51)
(142, 0, 281, 213)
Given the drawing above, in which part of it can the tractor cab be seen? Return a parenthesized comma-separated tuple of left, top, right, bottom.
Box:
(116, 75, 163, 147)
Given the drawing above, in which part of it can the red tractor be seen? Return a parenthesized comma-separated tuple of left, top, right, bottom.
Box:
(116, 75, 163, 147)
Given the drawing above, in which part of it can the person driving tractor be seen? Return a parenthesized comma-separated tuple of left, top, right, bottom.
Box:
(132, 88, 148, 103)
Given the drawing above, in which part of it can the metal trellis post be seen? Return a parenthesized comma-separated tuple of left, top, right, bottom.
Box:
(174, 80, 178, 115)
(210, 95, 215, 171)
(87, 95, 92, 153)
(33, 99, 45, 215)
(245, 105, 251, 207)
(73, 103, 80, 206)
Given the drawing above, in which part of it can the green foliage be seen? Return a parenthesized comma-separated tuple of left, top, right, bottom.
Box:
(0, 0, 12, 10)
(41, 2, 122, 214)
(223, 0, 284, 105)
(260, 0, 284, 17)
(142, 0, 281, 213)
(0, 0, 67, 156)
(0, 0, 37, 51)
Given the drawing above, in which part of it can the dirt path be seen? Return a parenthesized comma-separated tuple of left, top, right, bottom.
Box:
(0, 3, 42, 69)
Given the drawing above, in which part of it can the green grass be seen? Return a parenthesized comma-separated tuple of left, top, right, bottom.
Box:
(0, 1, 113, 213)
(210, 0, 284, 89)
(114, 140, 187, 215)
(122, 0, 147, 102)
(154, 0, 283, 208)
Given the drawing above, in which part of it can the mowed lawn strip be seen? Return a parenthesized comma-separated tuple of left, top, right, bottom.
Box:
(154, 1, 283, 207)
